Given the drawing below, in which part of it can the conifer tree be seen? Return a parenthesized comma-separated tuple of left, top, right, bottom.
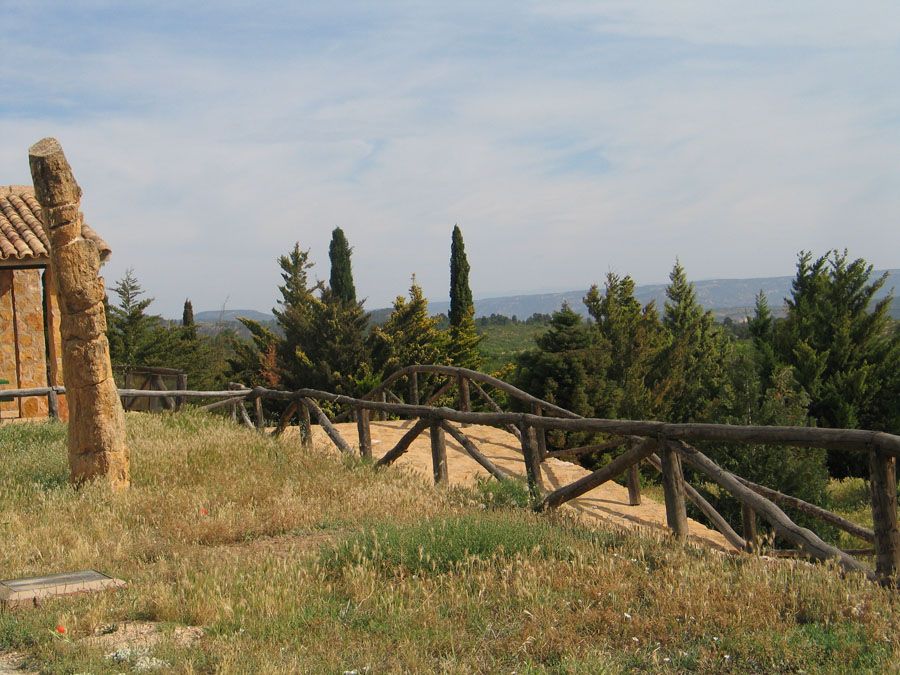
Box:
(583, 273, 665, 419)
(371, 277, 450, 376)
(514, 303, 610, 420)
(653, 260, 730, 423)
(108, 269, 165, 368)
(747, 291, 776, 386)
(328, 227, 356, 304)
(448, 225, 483, 369)
(306, 228, 372, 395)
(272, 242, 323, 390)
(182, 299, 196, 340)
(767, 250, 900, 476)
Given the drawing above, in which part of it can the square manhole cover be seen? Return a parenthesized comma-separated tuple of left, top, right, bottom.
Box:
(0, 570, 125, 607)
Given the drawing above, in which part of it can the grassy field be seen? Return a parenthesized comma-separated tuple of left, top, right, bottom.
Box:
(477, 322, 547, 372)
(1, 412, 898, 673)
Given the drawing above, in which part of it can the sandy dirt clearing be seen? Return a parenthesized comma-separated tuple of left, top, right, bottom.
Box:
(291, 419, 734, 552)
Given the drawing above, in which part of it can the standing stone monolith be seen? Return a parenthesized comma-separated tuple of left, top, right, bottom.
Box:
(28, 138, 130, 489)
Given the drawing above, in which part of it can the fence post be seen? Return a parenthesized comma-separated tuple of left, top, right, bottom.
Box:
(869, 450, 900, 583)
(409, 371, 419, 405)
(175, 373, 187, 411)
(357, 407, 372, 460)
(254, 395, 265, 430)
(520, 421, 542, 501)
(659, 441, 688, 541)
(742, 503, 759, 553)
(47, 388, 60, 421)
(457, 374, 471, 427)
(626, 463, 641, 506)
(430, 421, 448, 485)
(299, 399, 312, 447)
(532, 404, 547, 460)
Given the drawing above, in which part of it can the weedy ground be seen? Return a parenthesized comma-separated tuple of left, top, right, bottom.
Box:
(0, 410, 897, 673)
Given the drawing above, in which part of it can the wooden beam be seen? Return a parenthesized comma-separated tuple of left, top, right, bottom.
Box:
(520, 422, 543, 501)
(441, 421, 509, 481)
(647, 452, 746, 551)
(430, 421, 448, 485)
(869, 450, 900, 584)
(302, 398, 353, 455)
(408, 371, 419, 405)
(357, 407, 372, 460)
(735, 475, 875, 544)
(626, 463, 641, 506)
(675, 440, 874, 579)
(537, 438, 656, 511)
(272, 401, 298, 437)
(468, 377, 521, 440)
(742, 503, 759, 553)
(298, 400, 312, 447)
(376, 419, 430, 467)
(659, 441, 688, 541)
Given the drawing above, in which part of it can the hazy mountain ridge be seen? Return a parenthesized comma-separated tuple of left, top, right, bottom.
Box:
(428, 269, 900, 322)
(186, 270, 899, 327)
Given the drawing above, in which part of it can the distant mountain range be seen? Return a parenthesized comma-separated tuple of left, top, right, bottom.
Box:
(193, 309, 275, 324)
(427, 269, 900, 322)
(188, 269, 900, 329)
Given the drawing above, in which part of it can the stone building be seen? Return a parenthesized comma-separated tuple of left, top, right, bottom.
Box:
(0, 185, 110, 420)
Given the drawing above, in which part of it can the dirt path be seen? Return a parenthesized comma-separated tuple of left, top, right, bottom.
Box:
(297, 419, 734, 552)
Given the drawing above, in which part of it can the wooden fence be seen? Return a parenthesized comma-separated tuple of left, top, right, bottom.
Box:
(2, 364, 898, 585)
(113, 366, 189, 412)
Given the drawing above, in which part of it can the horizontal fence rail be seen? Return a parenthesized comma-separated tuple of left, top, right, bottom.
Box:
(2, 363, 898, 586)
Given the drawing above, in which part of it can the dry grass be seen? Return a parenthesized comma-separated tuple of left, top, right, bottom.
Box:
(0, 410, 898, 673)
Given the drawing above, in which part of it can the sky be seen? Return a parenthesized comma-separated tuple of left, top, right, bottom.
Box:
(1, 1, 898, 317)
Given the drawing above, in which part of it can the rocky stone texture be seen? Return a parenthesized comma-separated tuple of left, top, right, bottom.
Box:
(0, 270, 16, 419)
(12, 269, 49, 418)
(0, 268, 58, 419)
(29, 138, 129, 489)
(44, 268, 68, 419)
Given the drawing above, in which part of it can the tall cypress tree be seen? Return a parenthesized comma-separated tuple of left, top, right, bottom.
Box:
(182, 299, 196, 340)
(448, 225, 482, 369)
(309, 228, 372, 395)
(329, 227, 356, 304)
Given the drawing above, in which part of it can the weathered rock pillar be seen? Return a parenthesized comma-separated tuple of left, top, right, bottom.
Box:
(28, 138, 130, 489)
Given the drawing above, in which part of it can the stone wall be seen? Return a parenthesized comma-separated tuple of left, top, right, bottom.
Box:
(0, 270, 17, 418)
(0, 267, 58, 419)
(44, 268, 69, 419)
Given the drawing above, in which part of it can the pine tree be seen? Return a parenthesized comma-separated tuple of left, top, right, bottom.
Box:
(371, 277, 450, 376)
(107, 269, 165, 368)
(653, 260, 730, 423)
(583, 273, 665, 419)
(747, 291, 776, 387)
(448, 225, 483, 369)
(328, 227, 356, 304)
(272, 243, 323, 390)
(770, 250, 900, 476)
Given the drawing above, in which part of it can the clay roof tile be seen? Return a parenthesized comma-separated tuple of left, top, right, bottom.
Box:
(0, 185, 110, 264)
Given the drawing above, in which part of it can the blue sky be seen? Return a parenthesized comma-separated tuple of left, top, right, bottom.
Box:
(1, 1, 898, 316)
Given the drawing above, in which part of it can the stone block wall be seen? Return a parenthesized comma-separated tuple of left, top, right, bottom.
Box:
(0, 267, 63, 419)
(0, 270, 17, 418)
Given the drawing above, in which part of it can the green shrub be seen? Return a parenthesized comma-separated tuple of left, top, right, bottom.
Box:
(473, 476, 531, 510)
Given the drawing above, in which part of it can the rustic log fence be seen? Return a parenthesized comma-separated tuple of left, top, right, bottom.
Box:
(113, 366, 189, 412)
(2, 364, 898, 585)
